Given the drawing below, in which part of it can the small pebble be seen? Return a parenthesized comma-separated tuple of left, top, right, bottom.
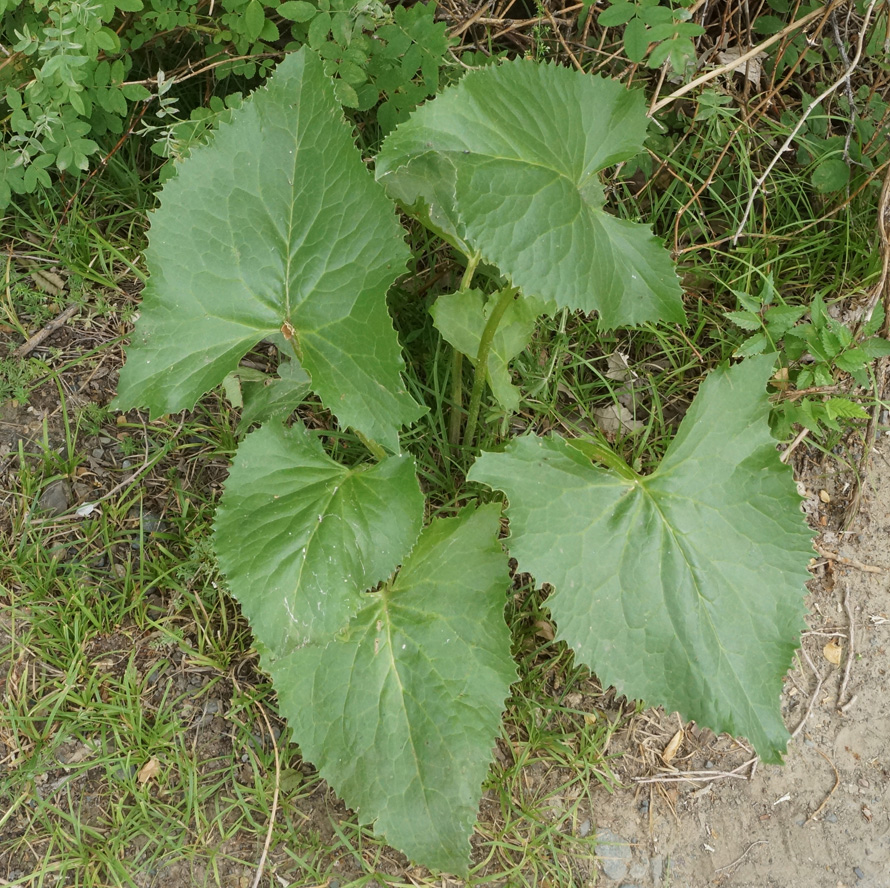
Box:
(578, 818, 591, 837)
(129, 511, 166, 549)
(854, 867, 865, 880)
(49, 544, 72, 562)
(141, 512, 164, 533)
(38, 480, 72, 516)
(825, 812, 838, 823)
(112, 764, 137, 782)
(202, 699, 221, 716)
(596, 828, 632, 882)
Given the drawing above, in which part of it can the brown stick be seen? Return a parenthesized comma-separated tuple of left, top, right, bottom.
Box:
(815, 546, 886, 574)
(13, 303, 79, 358)
(837, 584, 856, 710)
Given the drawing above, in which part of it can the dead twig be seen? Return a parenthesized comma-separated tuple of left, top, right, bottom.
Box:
(633, 757, 757, 785)
(837, 583, 856, 710)
(542, 4, 583, 71)
(791, 646, 824, 740)
(805, 748, 840, 824)
(733, 0, 879, 243)
(839, 693, 859, 714)
(715, 839, 768, 874)
(814, 545, 886, 573)
(828, 8, 858, 162)
(13, 304, 79, 358)
(780, 427, 810, 464)
(871, 161, 890, 338)
(448, 0, 493, 38)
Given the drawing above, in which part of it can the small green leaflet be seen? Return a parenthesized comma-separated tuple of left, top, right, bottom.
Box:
(376, 59, 684, 328)
(431, 288, 552, 412)
(114, 48, 423, 452)
(375, 150, 470, 255)
(236, 356, 311, 432)
(469, 356, 814, 762)
(214, 422, 424, 652)
(271, 505, 516, 874)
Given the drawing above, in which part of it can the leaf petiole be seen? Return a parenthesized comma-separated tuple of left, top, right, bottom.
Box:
(463, 285, 519, 447)
(449, 252, 482, 446)
(356, 430, 387, 461)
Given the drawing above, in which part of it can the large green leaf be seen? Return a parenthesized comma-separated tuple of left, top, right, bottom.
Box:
(114, 48, 423, 452)
(431, 288, 550, 412)
(376, 59, 684, 328)
(214, 422, 424, 651)
(272, 505, 516, 874)
(469, 356, 813, 762)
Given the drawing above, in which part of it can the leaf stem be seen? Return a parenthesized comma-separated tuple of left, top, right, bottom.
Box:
(463, 285, 519, 448)
(449, 350, 464, 446)
(356, 430, 387, 461)
(566, 438, 639, 481)
(448, 252, 481, 447)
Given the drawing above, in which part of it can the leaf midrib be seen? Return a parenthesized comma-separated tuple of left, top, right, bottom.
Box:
(377, 594, 442, 841)
(636, 477, 769, 726)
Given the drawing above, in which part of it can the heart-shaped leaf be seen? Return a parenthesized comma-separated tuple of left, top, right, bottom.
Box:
(470, 356, 813, 761)
(115, 48, 423, 452)
(215, 422, 424, 651)
(272, 504, 516, 874)
(376, 59, 684, 328)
